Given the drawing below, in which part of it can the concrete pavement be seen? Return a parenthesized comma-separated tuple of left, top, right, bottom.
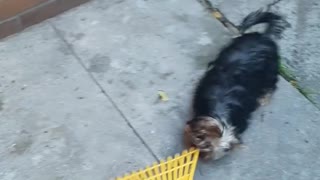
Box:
(0, 0, 320, 179)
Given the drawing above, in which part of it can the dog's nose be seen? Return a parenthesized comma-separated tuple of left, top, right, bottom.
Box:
(196, 135, 205, 140)
(223, 147, 231, 152)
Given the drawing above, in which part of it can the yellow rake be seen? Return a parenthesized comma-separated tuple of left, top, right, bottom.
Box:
(116, 148, 199, 180)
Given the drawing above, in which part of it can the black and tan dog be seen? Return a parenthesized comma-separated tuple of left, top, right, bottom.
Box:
(184, 10, 288, 160)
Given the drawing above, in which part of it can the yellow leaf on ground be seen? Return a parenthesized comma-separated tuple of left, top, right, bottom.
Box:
(158, 90, 169, 102)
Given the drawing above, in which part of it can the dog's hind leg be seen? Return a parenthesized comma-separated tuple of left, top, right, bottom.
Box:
(258, 91, 274, 106)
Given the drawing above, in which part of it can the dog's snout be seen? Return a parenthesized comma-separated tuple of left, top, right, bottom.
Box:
(223, 147, 231, 152)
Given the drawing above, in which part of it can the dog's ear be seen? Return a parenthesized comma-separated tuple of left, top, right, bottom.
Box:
(184, 124, 195, 148)
(203, 119, 223, 138)
(207, 125, 223, 138)
(184, 124, 192, 133)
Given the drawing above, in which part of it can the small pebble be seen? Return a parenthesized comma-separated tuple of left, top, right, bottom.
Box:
(21, 85, 27, 90)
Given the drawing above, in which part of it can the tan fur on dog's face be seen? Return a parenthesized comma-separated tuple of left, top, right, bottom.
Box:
(184, 116, 240, 160)
(184, 117, 222, 159)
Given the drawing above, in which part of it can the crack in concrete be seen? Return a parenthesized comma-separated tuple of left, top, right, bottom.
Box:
(266, 0, 283, 10)
(48, 22, 160, 162)
(197, 0, 285, 36)
(197, 0, 240, 35)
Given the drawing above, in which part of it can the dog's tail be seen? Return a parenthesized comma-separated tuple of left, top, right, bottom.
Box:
(238, 10, 289, 38)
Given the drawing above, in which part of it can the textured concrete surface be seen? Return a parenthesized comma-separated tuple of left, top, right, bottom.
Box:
(0, 23, 154, 180)
(274, 0, 320, 108)
(0, 0, 320, 179)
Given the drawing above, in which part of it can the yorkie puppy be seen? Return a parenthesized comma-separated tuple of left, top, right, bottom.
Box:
(184, 10, 288, 160)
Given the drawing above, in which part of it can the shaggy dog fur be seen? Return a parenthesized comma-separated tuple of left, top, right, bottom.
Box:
(184, 10, 288, 160)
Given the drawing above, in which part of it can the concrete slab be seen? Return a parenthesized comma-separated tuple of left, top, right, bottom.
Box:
(273, 0, 320, 108)
(0, 23, 154, 180)
(51, 0, 231, 159)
